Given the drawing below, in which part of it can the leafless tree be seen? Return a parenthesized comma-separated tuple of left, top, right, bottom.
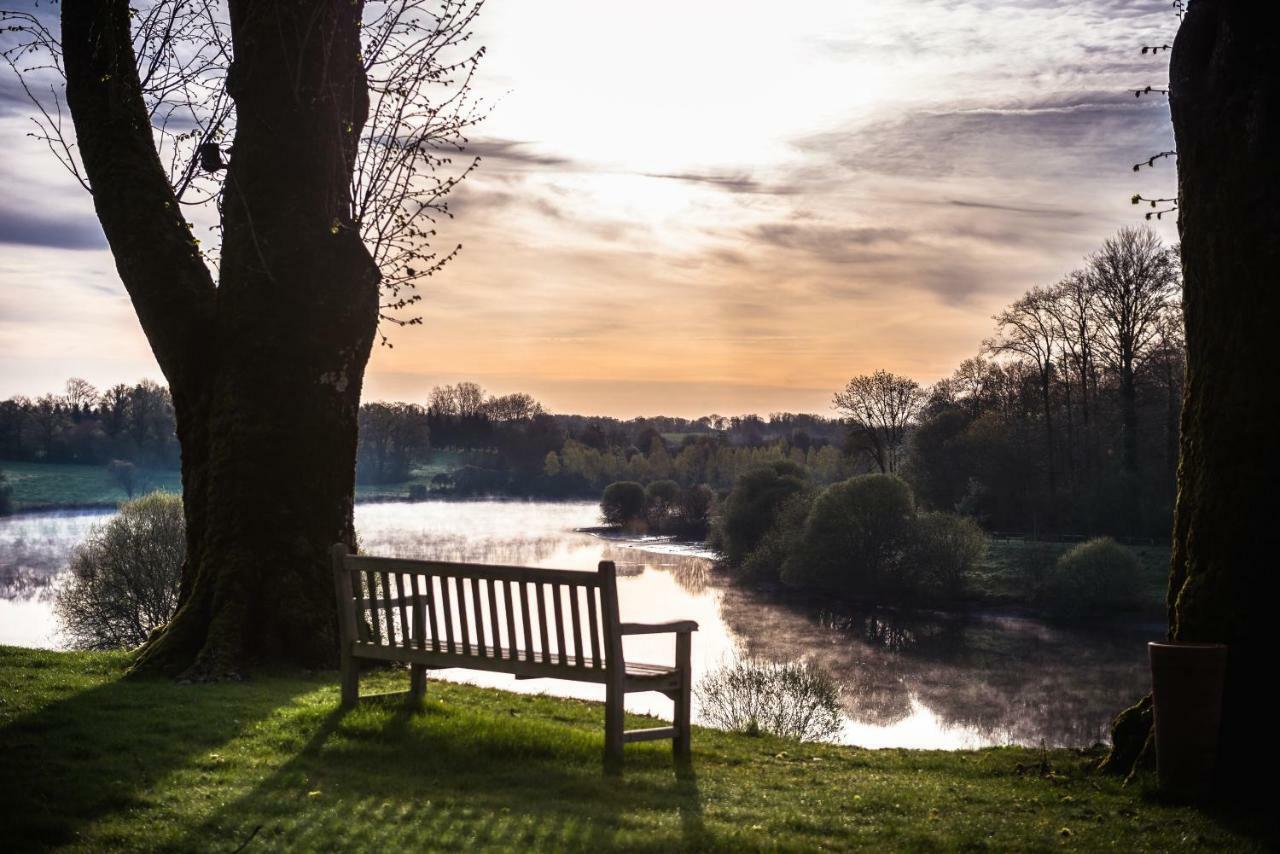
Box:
(832, 370, 925, 474)
(0, 0, 488, 676)
(1085, 226, 1179, 475)
(987, 285, 1063, 500)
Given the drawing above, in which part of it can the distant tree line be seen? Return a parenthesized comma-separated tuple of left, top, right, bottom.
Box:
(0, 378, 179, 468)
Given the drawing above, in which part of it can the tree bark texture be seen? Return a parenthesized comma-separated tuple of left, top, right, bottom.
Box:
(1165, 0, 1280, 790)
(63, 0, 380, 677)
(1108, 0, 1280, 792)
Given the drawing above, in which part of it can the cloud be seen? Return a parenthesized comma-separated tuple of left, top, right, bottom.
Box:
(641, 171, 798, 195)
(800, 92, 1171, 181)
(945, 198, 1084, 218)
(747, 223, 912, 264)
(464, 137, 575, 169)
(0, 204, 105, 250)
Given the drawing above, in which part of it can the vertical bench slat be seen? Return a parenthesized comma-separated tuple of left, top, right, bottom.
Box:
(487, 579, 502, 658)
(536, 582, 550, 664)
(520, 581, 535, 662)
(396, 573, 411, 649)
(384, 572, 400, 647)
(471, 577, 487, 656)
(456, 576, 471, 655)
(426, 574, 440, 652)
(586, 585, 601, 668)
(440, 572, 456, 653)
(569, 585, 584, 667)
(364, 570, 381, 644)
(411, 574, 426, 651)
(503, 580, 517, 660)
(552, 582, 567, 665)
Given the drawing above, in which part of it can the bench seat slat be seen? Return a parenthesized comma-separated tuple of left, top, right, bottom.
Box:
(622, 726, 678, 744)
(348, 641, 678, 683)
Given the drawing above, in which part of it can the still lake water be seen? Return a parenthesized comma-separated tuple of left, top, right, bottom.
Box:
(0, 500, 1158, 749)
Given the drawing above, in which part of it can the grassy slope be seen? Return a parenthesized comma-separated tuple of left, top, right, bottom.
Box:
(0, 454, 474, 510)
(0, 647, 1265, 853)
(0, 460, 183, 509)
(972, 540, 1171, 614)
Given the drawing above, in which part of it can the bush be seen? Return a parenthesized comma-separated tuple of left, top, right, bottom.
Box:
(672, 484, 716, 539)
(695, 657, 843, 742)
(738, 491, 814, 583)
(54, 492, 185, 650)
(907, 512, 986, 596)
(781, 474, 915, 596)
(718, 462, 810, 566)
(0, 471, 12, 516)
(600, 481, 646, 526)
(644, 479, 681, 527)
(1041, 537, 1142, 619)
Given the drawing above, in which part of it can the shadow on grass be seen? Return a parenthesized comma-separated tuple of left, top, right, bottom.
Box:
(169, 692, 707, 851)
(0, 660, 315, 850)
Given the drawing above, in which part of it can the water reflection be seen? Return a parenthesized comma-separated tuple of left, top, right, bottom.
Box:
(718, 587, 1156, 747)
(0, 500, 1157, 749)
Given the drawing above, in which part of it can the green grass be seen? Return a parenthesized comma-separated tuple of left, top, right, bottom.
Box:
(0, 453, 476, 510)
(353, 450, 475, 501)
(971, 539, 1170, 614)
(0, 460, 182, 510)
(0, 647, 1266, 852)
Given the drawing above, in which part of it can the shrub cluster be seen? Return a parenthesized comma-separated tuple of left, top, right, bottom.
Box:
(600, 480, 716, 538)
(695, 656, 843, 742)
(55, 492, 185, 650)
(1039, 537, 1142, 618)
(720, 469, 986, 601)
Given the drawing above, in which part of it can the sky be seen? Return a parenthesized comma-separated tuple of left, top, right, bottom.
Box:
(0, 0, 1179, 418)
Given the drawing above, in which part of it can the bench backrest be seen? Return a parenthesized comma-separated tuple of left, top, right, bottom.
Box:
(332, 545, 624, 674)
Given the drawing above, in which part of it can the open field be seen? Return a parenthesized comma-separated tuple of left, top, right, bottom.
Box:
(0, 646, 1267, 852)
(972, 539, 1171, 615)
(0, 460, 183, 510)
(1, 455, 474, 510)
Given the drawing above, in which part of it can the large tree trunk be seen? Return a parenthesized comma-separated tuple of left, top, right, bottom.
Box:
(1106, 1, 1280, 795)
(1165, 0, 1280, 792)
(63, 0, 380, 678)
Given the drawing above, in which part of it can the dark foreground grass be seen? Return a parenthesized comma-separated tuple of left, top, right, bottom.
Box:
(0, 646, 1267, 852)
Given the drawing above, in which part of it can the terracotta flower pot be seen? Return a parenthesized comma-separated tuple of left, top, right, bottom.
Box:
(1148, 641, 1228, 800)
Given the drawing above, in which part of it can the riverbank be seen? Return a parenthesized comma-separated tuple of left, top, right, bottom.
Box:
(0, 646, 1266, 852)
(0, 458, 592, 514)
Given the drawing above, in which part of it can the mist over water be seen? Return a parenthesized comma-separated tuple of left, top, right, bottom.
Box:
(0, 500, 1155, 748)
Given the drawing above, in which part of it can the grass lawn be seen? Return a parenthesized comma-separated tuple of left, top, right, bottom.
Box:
(353, 450, 476, 501)
(0, 647, 1267, 852)
(0, 453, 476, 510)
(0, 460, 182, 510)
(971, 539, 1171, 614)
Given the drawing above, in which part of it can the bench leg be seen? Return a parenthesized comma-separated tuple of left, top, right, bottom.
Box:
(339, 646, 359, 708)
(605, 681, 624, 764)
(409, 663, 427, 702)
(674, 632, 692, 758)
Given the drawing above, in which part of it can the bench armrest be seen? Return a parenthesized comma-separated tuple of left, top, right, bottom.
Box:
(619, 620, 699, 636)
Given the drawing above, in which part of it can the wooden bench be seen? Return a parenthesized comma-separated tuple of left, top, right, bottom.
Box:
(331, 544, 698, 760)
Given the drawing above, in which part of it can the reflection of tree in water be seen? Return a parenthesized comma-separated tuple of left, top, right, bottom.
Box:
(717, 586, 1155, 746)
(596, 545, 713, 592)
(0, 511, 111, 600)
(355, 530, 566, 567)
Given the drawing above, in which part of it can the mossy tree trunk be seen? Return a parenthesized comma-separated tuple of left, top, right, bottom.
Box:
(62, 0, 379, 678)
(1107, 1, 1280, 791)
